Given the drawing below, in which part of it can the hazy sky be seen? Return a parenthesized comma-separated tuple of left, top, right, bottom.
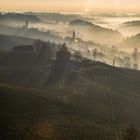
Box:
(0, 0, 140, 13)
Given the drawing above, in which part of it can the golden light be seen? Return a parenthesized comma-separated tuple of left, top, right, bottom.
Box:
(0, 0, 139, 14)
(85, 8, 89, 12)
(75, 39, 79, 43)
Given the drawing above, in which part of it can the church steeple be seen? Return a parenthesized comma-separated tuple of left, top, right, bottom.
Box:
(72, 30, 76, 39)
(25, 20, 28, 29)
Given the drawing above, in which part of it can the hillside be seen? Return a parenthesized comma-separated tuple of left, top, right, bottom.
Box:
(0, 13, 41, 23)
(0, 24, 63, 43)
(118, 20, 140, 37)
(69, 19, 116, 31)
(0, 84, 116, 140)
(123, 20, 140, 27)
(1, 45, 140, 139)
(69, 19, 123, 44)
(36, 12, 83, 22)
(0, 34, 34, 51)
(1, 51, 140, 128)
(119, 33, 140, 50)
(45, 60, 140, 127)
(69, 19, 94, 27)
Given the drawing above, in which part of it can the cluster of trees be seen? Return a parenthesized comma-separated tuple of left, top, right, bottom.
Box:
(46, 43, 71, 85)
(122, 126, 138, 140)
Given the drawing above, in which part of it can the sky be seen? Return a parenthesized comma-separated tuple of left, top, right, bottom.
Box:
(0, 0, 140, 13)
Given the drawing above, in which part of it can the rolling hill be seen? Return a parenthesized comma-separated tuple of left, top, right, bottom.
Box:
(118, 20, 140, 37)
(1, 51, 140, 127)
(0, 44, 140, 139)
(0, 13, 41, 23)
(119, 33, 140, 50)
(36, 12, 84, 23)
(0, 24, 63, 44)
(0, 83, 116, 140)
(69, 19, 94, 27)
(69, 19, 123, 44)
(123, 20, 140, 27)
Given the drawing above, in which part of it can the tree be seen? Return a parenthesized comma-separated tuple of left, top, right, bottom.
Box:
(55, 43, 71, 65)
(122, 125, 138, 140)
(92, 48, 97, 61)
(73, 51, 82, 61)
(132, 48, 138, 62)
(46, 43, 71, 85)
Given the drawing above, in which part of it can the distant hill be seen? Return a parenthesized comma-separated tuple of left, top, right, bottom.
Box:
(118, 20, 140, 37)
(69, 19, 123, 44)
(0, 24, 63, 43)
(0, 13, 41, 23)
(69, 19, 94, 27)
(123, 20, 140, 27)
(36, 12, 83, 22)
(119, 33, 140, 50)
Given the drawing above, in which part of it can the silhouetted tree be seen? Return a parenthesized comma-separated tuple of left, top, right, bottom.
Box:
(113, 58, 115, 67)
(132, 48, 138, 62)
(73, 51, 82, 61)
(122, 125, 138, 140)
(92, 48, 97, 61)
(55, 43, 71, 65)
(46, 43, 71, 84)
(133, 64, 138, 70)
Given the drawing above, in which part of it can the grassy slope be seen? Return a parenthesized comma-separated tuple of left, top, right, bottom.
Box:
(0, 84, 116, 140)
(1, 52, 140, 127)
(44, 60, 140, 127)
(1, 53, 140, 126)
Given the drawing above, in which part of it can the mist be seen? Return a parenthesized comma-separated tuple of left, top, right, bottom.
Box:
(0, 12, 140, 70)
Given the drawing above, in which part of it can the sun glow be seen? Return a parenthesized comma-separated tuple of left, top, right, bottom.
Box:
(0, 0, 139, 13)
(85, 8, 89, 12)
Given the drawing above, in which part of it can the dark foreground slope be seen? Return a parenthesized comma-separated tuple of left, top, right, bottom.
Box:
(44, 60, 140, 127)
(0, 84, 116, 140)
(0, 50, 140, 139)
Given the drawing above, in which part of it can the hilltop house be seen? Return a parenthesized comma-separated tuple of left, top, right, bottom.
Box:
(12, 45, 36, 54)
(11, 40, 60, 61)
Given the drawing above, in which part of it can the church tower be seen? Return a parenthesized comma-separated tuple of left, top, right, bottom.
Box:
(25, 20, 28, 29)
(72, 30, 76, 39)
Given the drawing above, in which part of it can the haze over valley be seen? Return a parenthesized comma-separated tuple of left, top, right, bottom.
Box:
(0, 12, 140, 69)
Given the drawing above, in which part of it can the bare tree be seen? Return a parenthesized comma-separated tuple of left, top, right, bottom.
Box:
(92, 48, 97, 61)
